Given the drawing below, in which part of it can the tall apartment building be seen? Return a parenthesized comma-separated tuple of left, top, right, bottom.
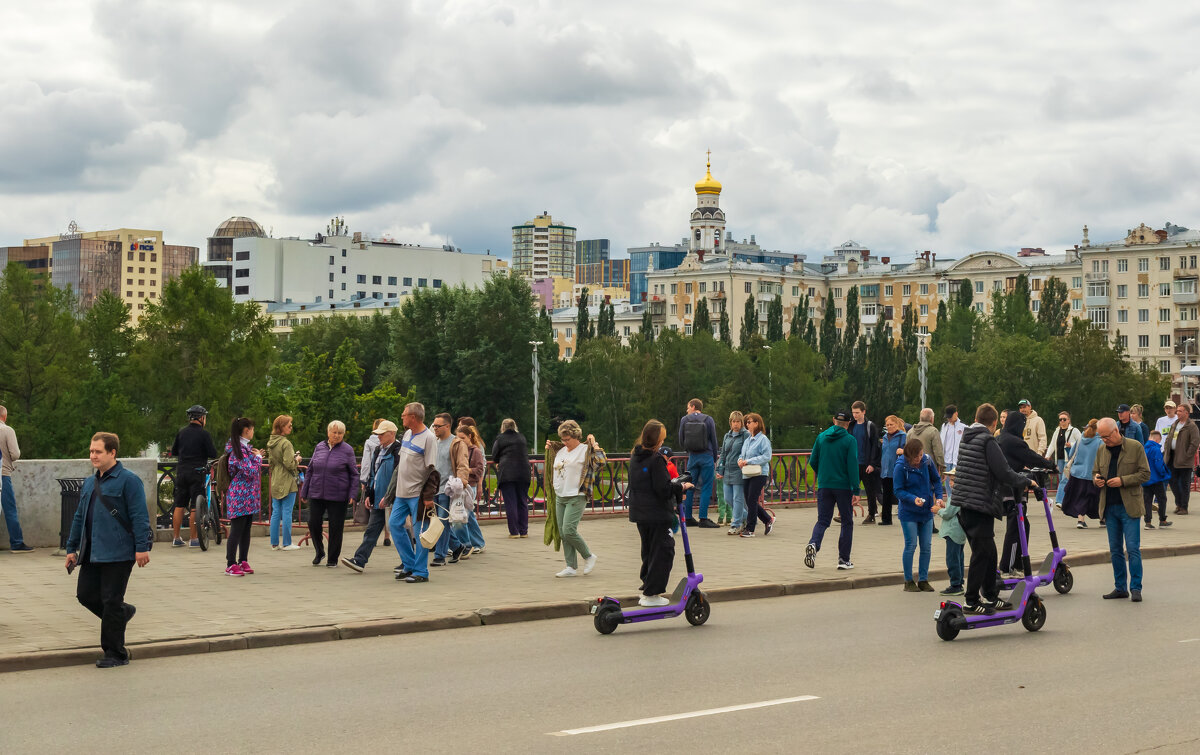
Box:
(576, 238, 610, 266)
(512, 212, 576, 280)
(576, 258, 630, 289)
(20, 225, 197, 321)
(202, 216, 502, 304)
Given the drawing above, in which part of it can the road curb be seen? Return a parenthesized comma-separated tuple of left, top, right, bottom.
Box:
(5, 540, 1198, 673)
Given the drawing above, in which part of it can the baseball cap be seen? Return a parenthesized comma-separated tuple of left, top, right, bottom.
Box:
(373, 420, 399, 435)
(1117, 404, 1131, 413)
(659, 446, 673, 457)
(1165, 400, 1177, 408)
(1017, 399, 1030, 407)
(833, 409, 852, 422)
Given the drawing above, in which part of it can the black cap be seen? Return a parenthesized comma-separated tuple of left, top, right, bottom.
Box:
(944, 404, 957, 418)
(1117, 404, 1131, 413)
(659, 446, 673, 457)
(833, 409, 852, 422)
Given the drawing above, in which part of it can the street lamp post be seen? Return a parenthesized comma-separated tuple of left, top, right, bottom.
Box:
(763, 345, 773, 442)
(916, 333, 930, 410)
(529, 340, 543, 450)
(1184, 338, 1196, 403)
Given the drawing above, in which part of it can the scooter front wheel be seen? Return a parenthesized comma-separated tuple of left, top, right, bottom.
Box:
(594, 604, 621, 635)
(1022, 595, 1046, 632)
(685, 591, 710, 626)
(1052, 564, 1073, 594)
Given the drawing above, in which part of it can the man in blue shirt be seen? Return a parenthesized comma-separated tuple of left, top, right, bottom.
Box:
(677, 398, 719, 528)
(65, 432, 152, 668)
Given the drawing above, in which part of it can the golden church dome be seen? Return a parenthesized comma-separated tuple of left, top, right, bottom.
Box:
(694, 152, 722, 195)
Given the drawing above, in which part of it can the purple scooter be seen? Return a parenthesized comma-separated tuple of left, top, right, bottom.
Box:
(592, 474, 710, 634)
(935, 480, 1047, 640)
(997, 469, 1073, 595)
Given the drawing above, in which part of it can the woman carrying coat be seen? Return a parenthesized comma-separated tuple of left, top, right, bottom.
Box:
(738, 413, 775, 537)
(1059, 419, 1102, 529)
(301, 421, 360, 567)
(492, 418, 532, 538)
(628, 420, 694, 607)
(716, 411, 749, 535)
(266, 415, 302, 551)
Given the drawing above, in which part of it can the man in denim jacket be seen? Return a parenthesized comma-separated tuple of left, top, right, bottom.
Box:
(65, 432, 152, 668)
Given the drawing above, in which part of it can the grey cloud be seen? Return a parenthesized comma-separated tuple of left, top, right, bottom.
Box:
(851, 70, 916, 103)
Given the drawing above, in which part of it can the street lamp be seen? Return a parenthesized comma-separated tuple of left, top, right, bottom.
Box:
(529, 340, 543, 450)
(763, 345, 773, 442)
(1184, 338, 1196, 403)
(916, 332, 930, 410)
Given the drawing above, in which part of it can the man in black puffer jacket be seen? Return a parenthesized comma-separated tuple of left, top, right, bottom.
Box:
(953, 403, 1036, 614)
(996, 411, 1052, 575)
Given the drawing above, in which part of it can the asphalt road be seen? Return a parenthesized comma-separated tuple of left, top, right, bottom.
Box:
(4, 556, 1199, 754)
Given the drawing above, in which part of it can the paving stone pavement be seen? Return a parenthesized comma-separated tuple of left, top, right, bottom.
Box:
(1, 503, 1195, 655)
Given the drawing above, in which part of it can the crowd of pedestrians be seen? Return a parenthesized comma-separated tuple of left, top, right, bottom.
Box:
(24, 389, 1196, 668)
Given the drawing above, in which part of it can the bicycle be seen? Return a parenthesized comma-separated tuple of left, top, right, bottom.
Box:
(193, 460, 225, 551)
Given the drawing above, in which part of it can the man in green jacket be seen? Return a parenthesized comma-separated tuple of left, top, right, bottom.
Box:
(805, 410, 861, 570)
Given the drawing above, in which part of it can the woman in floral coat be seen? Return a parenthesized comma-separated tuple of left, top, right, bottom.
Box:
(224, 417, 263, 576)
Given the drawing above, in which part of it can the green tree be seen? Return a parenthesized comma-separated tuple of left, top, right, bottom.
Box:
(78, 291, 153, 454)
(1037, 276, 1070, 336)
(837, 286, 860, 375)
(790, 294, 810, 340)
(818, 298, 838, 375)
(693, 297, 711, 336)
(993, 274, 1037, 336)
(931, 300, 949, 349)
(740, 294, 757, 349)
(0, 263, 90, 456)
(766, 295, 784, 342)
(575, 287, 593, 347)
(130, 265, 275, 449)
(718, 304, 732, 346)
(640, 307, 654, 342)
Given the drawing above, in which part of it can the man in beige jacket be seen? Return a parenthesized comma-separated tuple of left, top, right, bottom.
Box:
(1018, 399, 1047, 456)
(0, 406, 33, 552)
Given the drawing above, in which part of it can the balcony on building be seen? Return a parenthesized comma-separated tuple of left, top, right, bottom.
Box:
(1084, 280, 1110, 307)
(1173, 278, 1199, 305)
(1175, 327, 1199, 354)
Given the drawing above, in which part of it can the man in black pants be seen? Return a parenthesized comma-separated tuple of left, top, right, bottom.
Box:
(849, 401, 881, 524)
(168, 405, 218, 547)
(951, 403, 1034, 614)
(65, 432, 153, 668)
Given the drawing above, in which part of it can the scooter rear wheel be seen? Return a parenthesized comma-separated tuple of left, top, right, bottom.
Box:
(1022, 595, 1046, 632)
(594, 604, 621, 635)
(1052, 564, 1073, 594)
(685, 592, 710, 626)
(935, 613, 960, 641)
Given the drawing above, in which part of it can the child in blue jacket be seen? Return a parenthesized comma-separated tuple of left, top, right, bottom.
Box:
(893, 437, 944, 592)
(1143, 430, 1172, 529)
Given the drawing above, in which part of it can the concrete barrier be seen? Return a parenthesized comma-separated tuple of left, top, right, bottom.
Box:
(0, 458, 159, 550)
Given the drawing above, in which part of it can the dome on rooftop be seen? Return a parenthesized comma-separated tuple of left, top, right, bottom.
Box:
(212, 216, 266, 239)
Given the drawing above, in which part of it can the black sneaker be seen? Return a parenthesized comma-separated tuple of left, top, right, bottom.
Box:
(837, 559, 854, 570)
(698, 519, 719, 529)
(10, 544, 33, 553)
(964, 603, 994, 615)
(450, 546, 464, 563)
(1131, 589, 1143, 602)
(430, 557, 446, 567)
(341, 557, 364, 572)
(988, 598, 1013, 610)
(1103, 589, 1130, 600)
(764, 518, 775, 536)
(1160, 520, 1173, 527)
(405, 575, 429, 583)
(95, 657, 129, 669)
(686, 518, 700, 527)
(394, 565, 409, 576)
(1145, 522, 1155, 529)
(804, 543, 816, 569)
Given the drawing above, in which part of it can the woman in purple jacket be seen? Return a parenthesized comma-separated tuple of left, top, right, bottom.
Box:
(301, 421, 360, 567)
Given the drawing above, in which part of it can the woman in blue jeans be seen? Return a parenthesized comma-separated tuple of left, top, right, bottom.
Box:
(893, 437, 944, 592)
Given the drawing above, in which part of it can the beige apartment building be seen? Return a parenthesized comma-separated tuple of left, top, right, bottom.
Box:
(21, 224, 197, 321)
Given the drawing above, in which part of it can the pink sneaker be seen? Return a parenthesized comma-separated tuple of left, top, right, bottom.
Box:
(225, 564, 244, 576)
(239, 561, 254, 574)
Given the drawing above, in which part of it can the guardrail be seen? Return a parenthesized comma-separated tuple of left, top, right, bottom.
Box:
(155, 451, 823, 528)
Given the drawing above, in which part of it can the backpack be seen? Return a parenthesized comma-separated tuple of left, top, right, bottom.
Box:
(214, 451, 233, 498)
(681, 415, 709, 453)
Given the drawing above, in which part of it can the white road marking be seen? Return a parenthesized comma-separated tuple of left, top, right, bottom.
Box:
(550, 695, 821, 736)
(1179, 638, 1200, 643)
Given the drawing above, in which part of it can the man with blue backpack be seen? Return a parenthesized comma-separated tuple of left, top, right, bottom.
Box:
(677, 399, 719, 528)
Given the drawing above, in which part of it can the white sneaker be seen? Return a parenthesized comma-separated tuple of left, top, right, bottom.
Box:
(282, 544, 301, 551)
(638, 595, 670, 607)
(555, 567, 578, 578)
(583, 554, 598, 575)
(837, 560, 855, 570)
(271, 545, 281, 551)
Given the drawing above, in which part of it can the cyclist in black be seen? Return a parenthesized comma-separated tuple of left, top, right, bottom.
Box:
(169, 405, 218, 547)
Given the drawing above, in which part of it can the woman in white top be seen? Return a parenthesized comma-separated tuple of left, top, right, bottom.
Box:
(545, 420, 606, 577)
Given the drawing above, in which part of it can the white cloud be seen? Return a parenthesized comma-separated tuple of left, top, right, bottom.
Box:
(1, 0, 1199, 261)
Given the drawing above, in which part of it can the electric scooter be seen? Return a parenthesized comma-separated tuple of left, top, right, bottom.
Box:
(935, 478, 1047, 641)
(592, 474, 710, 634)
(997, 468, 1073, 595)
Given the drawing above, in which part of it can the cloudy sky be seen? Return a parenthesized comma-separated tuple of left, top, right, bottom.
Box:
(3, 1, 1198, 262)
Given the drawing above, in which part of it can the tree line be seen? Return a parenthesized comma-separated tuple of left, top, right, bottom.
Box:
(0, 262, 1166, 459)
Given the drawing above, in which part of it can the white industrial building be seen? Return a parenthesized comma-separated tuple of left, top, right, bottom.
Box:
(204, 217, 503, 304)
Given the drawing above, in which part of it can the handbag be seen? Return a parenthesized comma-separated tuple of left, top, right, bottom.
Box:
(419, 509, 446, 549)
(741, 463, 763, 477)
